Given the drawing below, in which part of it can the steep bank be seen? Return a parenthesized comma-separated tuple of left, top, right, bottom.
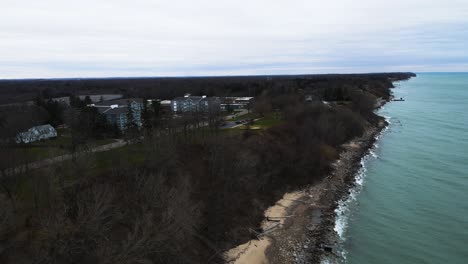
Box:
(302, 121, 387, 263)
(224, 118, 387, 264)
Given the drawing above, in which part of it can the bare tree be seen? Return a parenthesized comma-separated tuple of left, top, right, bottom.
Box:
(253, 100, 272, 117)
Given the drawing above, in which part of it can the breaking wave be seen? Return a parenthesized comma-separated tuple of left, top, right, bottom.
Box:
(323, 116, 391, 263)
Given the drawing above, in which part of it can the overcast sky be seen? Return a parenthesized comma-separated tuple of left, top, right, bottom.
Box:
(1, 0, 468, 78)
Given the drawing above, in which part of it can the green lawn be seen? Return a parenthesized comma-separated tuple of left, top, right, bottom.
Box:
(8, 134, 118, 166)
(236, 113, 283, 130)
(94, 142, 145, 168)
(20, 145, 68, 161)
(253, 115, 283, 128)
(89, 138, 117, 148)
(28, 136, 71, 148)
(228, 112, 258, 121)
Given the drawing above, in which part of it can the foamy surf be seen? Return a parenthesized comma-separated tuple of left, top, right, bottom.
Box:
(323, 116, 390, 264)
(336, 74, 468, 263)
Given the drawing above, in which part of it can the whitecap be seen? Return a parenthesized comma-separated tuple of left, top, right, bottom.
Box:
(330, 120, 390, 262)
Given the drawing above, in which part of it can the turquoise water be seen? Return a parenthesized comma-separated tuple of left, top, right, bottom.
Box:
(340, 73, 468, 264)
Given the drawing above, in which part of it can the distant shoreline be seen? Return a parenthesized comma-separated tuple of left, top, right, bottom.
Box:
(0, 72, 416, 105)
(0, 72, 418, 81)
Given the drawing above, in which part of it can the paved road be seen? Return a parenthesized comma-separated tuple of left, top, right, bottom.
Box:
(221, 110, 253, 129)
(221, 118, 263, 130)
(3, 139, 126, 176)
(221, 121, 242, 129)
(223, 109, 248, 121)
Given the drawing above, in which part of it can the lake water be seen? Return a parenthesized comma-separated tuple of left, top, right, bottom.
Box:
(335, 73, 468, 263)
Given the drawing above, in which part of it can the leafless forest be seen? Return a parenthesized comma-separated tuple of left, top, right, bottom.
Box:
(0, 73, 414, 263)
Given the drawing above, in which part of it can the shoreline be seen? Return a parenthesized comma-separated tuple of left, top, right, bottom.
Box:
(304, 120, 388, 263)
(224, 115, 388, 264)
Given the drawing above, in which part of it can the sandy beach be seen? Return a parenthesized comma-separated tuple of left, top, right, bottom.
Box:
(224, 120, 386, 264)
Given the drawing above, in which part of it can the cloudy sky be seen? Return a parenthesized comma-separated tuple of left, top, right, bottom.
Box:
(1, 0, 468, 78)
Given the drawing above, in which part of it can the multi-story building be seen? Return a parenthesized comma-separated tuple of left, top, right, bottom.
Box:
(171, 94, 221, 114)
(91, 98, 144, 130)
(220, 97, 254, 111)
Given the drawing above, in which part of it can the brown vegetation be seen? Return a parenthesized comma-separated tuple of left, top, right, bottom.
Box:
(0, 73, 414, 263)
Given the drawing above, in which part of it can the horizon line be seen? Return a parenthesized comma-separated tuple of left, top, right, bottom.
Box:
(0, 71, 434, 81)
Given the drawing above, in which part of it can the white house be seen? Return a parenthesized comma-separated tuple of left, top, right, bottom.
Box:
(16, 124, 58, 144)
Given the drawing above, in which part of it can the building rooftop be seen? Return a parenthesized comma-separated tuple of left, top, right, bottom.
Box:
(96, 106, 128, 115)
(16, 124, 57, 144)
(94, 98, 143, 107)
(91, 98, 144, 115)
(173, 95, 219, 102)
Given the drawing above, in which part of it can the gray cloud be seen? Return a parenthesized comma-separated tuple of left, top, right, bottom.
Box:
(1, 0, 468, 78)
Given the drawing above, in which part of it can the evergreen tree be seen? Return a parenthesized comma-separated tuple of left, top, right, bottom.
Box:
(141, 99, 151, 131)
(69, 95, 85, 108)
(125, 102, 139, 140)
(34, 95, 64, 126)
(84, 95, 92, 105)
(151, 100, 161, 117)
(150, 100, 161, 128)
(45, 99, 63, 126)
(34, 92, 46, 107)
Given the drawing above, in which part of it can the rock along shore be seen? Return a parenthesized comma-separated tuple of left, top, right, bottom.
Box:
(225, 117, 388, 264)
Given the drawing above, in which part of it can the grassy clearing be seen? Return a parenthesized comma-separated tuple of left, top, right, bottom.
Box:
(8, 135, 117, 166)
(228, 111, 258, 121)
(236, 113, 284, 130)
(253, 114, 283, 128)
(20, 146, 68, 161)
(11, 142, 145, 205)
(94, 142, 145, 170)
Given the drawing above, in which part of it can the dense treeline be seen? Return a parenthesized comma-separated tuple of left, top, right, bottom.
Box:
(0, 95, 118, 144)
(0, 105, 49, 139)
(0, 72, 414, 137)
(0, 73, 414, 263)
(0, 73, 415, 104)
